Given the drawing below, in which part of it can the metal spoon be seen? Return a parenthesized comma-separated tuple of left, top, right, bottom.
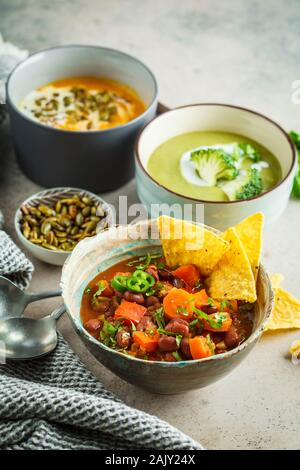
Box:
(0, 276, 61, 319)
(0, 304, 65, 361)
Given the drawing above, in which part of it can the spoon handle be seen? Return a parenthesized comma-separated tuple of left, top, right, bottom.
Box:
(49, 304, 65, 321)
(27, 289, 62, 303)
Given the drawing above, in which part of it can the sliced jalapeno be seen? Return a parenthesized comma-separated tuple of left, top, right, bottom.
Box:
(111, 275, 129, 293)
(126, 269, 155, 293)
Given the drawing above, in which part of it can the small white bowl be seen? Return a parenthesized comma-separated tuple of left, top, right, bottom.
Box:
(135, 103, 297, 229)
(15, 187, 113, 266)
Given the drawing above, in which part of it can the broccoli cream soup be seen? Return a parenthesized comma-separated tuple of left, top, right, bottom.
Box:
(147, 131, 281, 201)
(20, 77, 145, 131)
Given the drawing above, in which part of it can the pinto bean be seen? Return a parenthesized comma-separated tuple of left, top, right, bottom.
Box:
(84, 318, 103, 333)
(158, 335, 179, 352)
(116, 329, 131, 349)
(165, 319, 189, 336)
(224, 325, 240, 349)
(137, 315, 156, 332)
(145, 295, 160, 306)
(200, 303, 219, 314)
(180, 336, 192, 359)
(123, 290, 145, 304)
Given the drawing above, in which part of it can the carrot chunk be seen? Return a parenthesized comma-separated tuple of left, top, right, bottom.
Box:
(133, 331, 159, 352)
(189, 336, 212, 359)
(193, 289, 209, 308)
(172, 264, 200, 288)
(163, 288, 194, 320)
(115, 300, 147, 325)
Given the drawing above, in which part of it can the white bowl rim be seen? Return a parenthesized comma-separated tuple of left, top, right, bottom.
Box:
(62, 218, 275, 367)
(6, 44, 158, 135)
(135, 102, 297, 205)
(15, 186, 114, 255)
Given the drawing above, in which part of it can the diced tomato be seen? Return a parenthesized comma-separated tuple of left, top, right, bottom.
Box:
(133, 331, 159, 352)
(163, 288, 194, 320)
(193, 289, 209, 308)
(172, 264, 200, 288)
(202, 311, 232, 332)
(189, 336, 212, 359)
(115, 300, 147, 325)
(99, 280, 114, 297)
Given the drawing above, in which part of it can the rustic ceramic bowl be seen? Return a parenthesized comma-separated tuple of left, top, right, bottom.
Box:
(135, 104, 297, 230)
(15, 187, 113, 266)
(61, 218, 274, 394)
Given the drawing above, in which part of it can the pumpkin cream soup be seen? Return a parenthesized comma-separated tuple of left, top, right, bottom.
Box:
(147, 131, 281, 201)
(20, 77, 145, 131)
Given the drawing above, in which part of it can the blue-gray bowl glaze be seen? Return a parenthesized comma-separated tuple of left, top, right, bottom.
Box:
(6, 45, 158, 192)
(61, 220, 274, 394)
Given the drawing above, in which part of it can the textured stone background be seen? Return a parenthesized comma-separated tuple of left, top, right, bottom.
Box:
(0, 0, 300, 449)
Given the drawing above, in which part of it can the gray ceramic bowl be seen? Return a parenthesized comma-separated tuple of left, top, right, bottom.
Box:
(6, 45, 158, 192)
(61, 219, 274, 394)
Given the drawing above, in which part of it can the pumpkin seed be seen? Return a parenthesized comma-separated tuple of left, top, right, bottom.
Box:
(20, 193, 107, 252)
(41, 222, 52, 236)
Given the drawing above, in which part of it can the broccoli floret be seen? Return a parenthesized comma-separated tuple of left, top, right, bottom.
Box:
(190, 148, 238, 186)
(232, 143, 262, 162)
(220, 168, 263, 201)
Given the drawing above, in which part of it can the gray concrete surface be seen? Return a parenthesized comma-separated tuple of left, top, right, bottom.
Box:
(0, 0, 300, 450)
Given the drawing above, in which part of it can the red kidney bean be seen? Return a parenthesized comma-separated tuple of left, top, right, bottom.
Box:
(224, 325, 240, 349)
(165, 319, 189, 336)
(173, 277, 184, 289)
(158, 269, 173, 281)
(158, 335, 179, 352)
(200, 304, 219, 314)
(145, 266, 159, 281)
(92, 299, 110, 313)
(116, 330, 131, 349)
(180, 336, 192, 359)
(123, 290, 145, 304)
(137, 316, 156, 332)
(145, 295, 160, 306)
(163, 352, 177, 362)
(84, 318, 103, 333)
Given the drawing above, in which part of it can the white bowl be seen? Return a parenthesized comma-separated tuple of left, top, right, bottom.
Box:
(15, 187, 113, 266)
(135, 103, 297, 229)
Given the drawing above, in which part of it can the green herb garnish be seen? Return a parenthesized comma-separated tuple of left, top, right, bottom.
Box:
(172, 351, 183, 362)
(126, 253, 162, 270)
(153, 307, 165, 329)
(193, 307, 226, 329)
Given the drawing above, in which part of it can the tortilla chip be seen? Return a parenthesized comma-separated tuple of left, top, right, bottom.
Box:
(206, 227, 257, 302)
(266, 287, 300, 330)
(157, 216, 229, 276)
(270, 273, 284, 288)
(234, 213, 264, 281)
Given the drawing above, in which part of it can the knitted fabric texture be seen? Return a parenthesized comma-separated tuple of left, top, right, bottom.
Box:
(0, 335, 202, 450)
(0, 211, 34, 289)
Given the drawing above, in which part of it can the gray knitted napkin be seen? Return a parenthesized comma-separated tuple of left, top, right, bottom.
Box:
(0, 335, 202, 450)
(0, 211, 34, 289)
